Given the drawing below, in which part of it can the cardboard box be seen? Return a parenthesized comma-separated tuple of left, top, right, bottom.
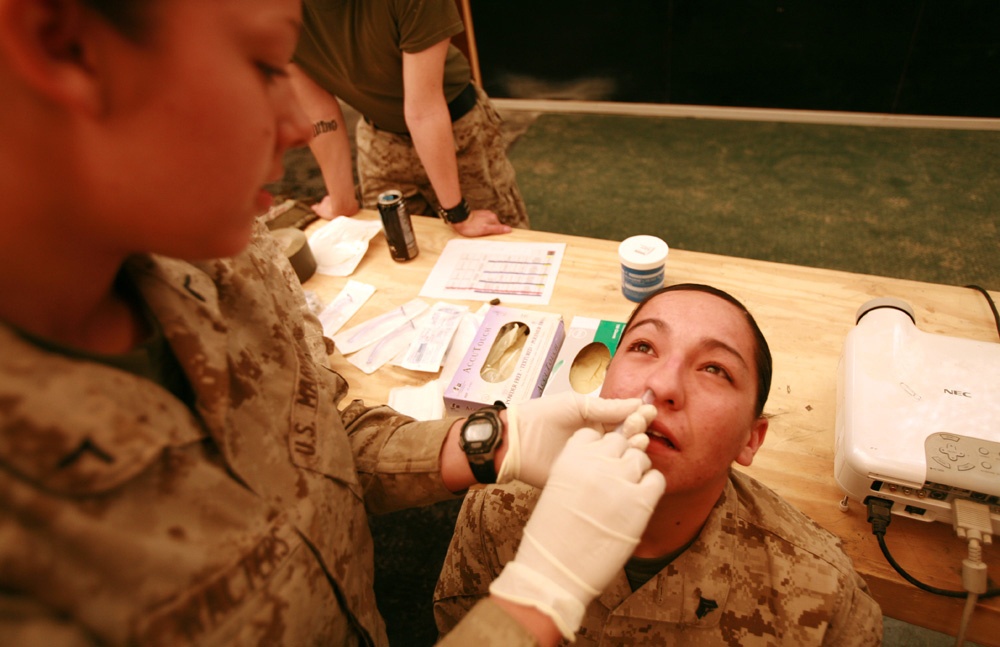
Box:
(444, 306, 565, 414)
(542, 316, 626, 397)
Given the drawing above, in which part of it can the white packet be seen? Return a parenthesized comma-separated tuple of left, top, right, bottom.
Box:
(317, 280, 375, 336)
(396, 302, 469, 373)
(332, 298, 428, 355)
(309, 216, 383, 276)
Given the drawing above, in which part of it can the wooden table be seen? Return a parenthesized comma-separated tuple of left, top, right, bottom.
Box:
(304, 210, 1000, 643)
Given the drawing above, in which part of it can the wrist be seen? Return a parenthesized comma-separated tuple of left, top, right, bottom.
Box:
(490, 560, 586, 641)
(493, 408, 509, 478)
(489, 596, 563, 647)
(437, 197, 470, 225)
(459, 402, 506, 484)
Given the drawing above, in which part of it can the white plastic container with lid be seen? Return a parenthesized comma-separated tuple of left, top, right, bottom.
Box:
(618, 235, 669, 302)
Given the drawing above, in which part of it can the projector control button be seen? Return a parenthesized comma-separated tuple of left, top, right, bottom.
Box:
(958, 463, 975, 471)
(933, 456, 952, 469)
(940, 445, 964, 460)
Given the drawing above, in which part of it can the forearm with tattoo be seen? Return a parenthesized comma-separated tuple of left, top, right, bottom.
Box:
(312, 119, 339, 137)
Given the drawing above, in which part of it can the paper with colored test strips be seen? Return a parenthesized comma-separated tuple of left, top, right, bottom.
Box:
(418, 239, 565, 305)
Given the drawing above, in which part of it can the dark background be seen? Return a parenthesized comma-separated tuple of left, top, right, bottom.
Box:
(468, 0, 1000, 117)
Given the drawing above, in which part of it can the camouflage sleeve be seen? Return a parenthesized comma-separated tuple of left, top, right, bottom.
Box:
(0, 594, 97, 647)
(340, 397, 458, 515)
(822, 573, 884, 646)
(434, 483, 539, 635)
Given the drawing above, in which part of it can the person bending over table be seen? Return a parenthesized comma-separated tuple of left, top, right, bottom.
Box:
(0, 0, 665, 645)
(288, 0, 527, 238)
(435, 284, 884, 645)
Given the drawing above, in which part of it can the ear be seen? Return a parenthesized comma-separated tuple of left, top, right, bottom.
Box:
(734, 416, 768, 467)
(0, 0, 102, 115)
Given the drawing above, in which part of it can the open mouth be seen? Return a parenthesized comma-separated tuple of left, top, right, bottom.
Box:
(646, 428, 677, 450)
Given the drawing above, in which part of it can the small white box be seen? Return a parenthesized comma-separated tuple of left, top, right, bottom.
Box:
(543, 316, 626, 397)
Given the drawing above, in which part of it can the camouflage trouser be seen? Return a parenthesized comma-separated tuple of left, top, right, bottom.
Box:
(355, 84, 530, 229)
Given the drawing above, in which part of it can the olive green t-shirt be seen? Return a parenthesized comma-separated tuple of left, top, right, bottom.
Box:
(295, 0, 472, 134)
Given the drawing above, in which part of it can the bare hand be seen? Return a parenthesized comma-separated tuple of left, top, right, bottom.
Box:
(452, 209, 512, 237)
(312, 194, 361, 219)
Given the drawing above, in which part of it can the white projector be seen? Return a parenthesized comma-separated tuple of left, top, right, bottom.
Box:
(835, 297, 1000, 532)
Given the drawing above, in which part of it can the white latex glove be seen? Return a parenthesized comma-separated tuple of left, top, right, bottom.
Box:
(489, 428, 666, 639)
(499, 391, 656, 487)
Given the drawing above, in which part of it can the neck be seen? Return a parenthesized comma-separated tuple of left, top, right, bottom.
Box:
(633, 480, 727, 559)
(0, 203, 143, 353)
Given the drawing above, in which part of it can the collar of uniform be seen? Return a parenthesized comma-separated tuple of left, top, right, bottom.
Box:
(597, 476, 739, 628)
(0, 321, 207, 495)
(126, 253, 233, 443)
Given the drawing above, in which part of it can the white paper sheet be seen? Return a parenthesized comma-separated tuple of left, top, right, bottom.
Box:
(388, 379, 446, 422)
(418, 239, 565, 305)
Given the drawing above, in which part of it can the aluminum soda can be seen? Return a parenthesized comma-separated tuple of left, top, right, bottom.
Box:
(377, 190, 419, 262)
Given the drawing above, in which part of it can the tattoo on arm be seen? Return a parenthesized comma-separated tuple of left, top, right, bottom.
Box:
(313, 119, 339, 137)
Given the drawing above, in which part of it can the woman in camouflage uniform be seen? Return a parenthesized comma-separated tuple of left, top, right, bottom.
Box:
(0, 0, 667, 645)
(436, 285, 885, 645)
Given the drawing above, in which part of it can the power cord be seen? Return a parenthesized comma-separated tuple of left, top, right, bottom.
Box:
(866, 497, 999, 646)
(964, 284, 1000, 341)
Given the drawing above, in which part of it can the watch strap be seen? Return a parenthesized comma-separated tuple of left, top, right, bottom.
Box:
(468, 458, 497, 485)
(438, 198, 471, 225)
(463, 401, 506, 484)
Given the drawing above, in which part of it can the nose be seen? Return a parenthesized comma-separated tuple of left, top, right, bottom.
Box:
(278, 86, 312, 152)
(645, 360, 685, 410)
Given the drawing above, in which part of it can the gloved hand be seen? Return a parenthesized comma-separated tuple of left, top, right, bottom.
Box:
(498, 391, 656, 487)
(489, 428, 666, 639)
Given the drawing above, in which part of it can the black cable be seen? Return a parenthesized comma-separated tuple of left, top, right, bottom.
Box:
(865, 497, 1000, 599)
(965, 284, 1000, 340)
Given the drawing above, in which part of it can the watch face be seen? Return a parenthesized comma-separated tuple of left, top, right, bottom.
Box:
(464, 420, 494, 443)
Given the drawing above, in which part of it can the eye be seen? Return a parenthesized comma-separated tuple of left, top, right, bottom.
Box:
(626, 340, 655, 355)
(256, 62, 289, 82)
(704, 364, 733, 381)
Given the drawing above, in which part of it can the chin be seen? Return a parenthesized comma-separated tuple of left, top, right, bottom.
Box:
(212, 230, 255, 259)
(175, 228, 254, 261)
(644, 446, 675, 475)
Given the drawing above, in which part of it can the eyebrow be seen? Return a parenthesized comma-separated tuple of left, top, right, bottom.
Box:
(243, 16, 302, 47)
(627, 318, 751, 372)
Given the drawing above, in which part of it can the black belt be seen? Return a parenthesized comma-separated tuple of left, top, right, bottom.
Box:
(365, 83, 478, 134)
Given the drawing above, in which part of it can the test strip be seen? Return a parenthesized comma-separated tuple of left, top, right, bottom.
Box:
(317, 280, 375, 336)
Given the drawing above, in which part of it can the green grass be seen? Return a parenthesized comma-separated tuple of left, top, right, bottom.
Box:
(509, 114, 999, 290)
